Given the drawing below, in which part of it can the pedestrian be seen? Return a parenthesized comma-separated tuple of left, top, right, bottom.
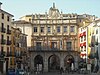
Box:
(60, 67, 64, 74)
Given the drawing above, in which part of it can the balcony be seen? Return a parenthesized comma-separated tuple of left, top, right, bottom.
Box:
(1, 27, 6, 33)
(7, 29, 11, 34)
(16, 54, 22, 59)
(7, 40, 11, 45)
(0, 51, 5, 58)
(95, 42, 98, 45)
(79, 33, 83, 37)
(1, 39, 6, 45)
(6, 52, 16, 57)
(83, 42, 86, 46)
(80, 43, 83, 47)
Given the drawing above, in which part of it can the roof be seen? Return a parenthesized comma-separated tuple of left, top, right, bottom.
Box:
(13, 20, 33, 24)
(0, 9, 14, 17)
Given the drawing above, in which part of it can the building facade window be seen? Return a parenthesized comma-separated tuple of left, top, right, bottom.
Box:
(70, 26, 75, 32)
(2, 13, 4, 19)
(40, 27, 44, 33)
(66, 42, 72, 50)
(7, 25, 9, 30)
(63, 26, 67, 32)
(7, 16, 10, 21)
(81, 37, 83, 42)
(51, 42, 57, 49)
(47, 27, 51, 33)
(7, 36, 9, 40)
(57, 26, 60, 33)
(34, 27, 37, 32)
(7, 47, 9, 56)
(1, 34, 4, 40)
(1, 46, 4, 52)
(84, 36, 86, 41)
(36, 42, 42, 50)
(96, 29, 98, 34)
(1, 23, 4, 28)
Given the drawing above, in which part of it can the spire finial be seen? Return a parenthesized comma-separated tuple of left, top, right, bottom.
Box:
(53, 3, 55, 8)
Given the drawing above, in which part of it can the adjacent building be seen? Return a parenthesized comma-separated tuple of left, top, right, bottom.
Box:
(0, 2, 13, 74)
(11, 27, 28, 70)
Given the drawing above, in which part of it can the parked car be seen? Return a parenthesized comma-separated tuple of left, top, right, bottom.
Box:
(7, 68, 16, 75)
(18, 69, 25, 75)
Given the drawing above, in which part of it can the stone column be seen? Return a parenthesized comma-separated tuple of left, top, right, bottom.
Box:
(30, 54, 34, 70)
(3, 62, 6, 74)
(74, 56, 78, 69)
(60, 54, 64, 68)
(43, 56, 48, 72)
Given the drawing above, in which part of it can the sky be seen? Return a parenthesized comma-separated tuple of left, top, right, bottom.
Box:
(0, 0, 100, 20)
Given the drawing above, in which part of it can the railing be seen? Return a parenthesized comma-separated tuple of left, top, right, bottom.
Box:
(0, 51, 5, 58)
(29, 46, 75, 52)
(1, 27, 6, 33)
(7, 29, 11, 34)
(7, 40, 11, 45)
(6, 52, 16, 57)
(1, 39, 6, 45)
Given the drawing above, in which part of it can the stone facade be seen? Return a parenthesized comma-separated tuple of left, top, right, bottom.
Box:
(0, 2, 13, 74)
(18, 3, 95, 72)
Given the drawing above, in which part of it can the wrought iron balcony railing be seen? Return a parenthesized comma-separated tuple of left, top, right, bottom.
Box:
(0, 51, 5, 58)
(1, 39, 6, 45)
(1, 27, 6, 33)
(7, 29, 11, 34)
(29, 46, 74, 52)
(7, 40, 11, 45)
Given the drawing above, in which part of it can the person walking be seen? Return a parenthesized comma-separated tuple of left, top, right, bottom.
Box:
(60, 67, 64, 75)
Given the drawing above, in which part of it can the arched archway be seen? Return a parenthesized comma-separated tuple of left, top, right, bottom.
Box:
(64, 55, 74, 72)
(48, 54, 60, 71)
(34, 55, 43, 72)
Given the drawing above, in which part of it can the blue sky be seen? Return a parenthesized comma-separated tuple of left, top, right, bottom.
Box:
(0, 0, 100, 20)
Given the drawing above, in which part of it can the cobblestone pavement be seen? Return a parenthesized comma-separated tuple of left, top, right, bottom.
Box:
(30, 72, 99, 75)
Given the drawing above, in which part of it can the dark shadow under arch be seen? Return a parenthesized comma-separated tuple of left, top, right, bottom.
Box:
(64, 55, 74, 72)
(34, 55, 43, 72)
(48, 54, 60, 72)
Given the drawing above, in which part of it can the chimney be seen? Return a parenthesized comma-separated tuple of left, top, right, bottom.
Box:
(0, 2, 2, 9)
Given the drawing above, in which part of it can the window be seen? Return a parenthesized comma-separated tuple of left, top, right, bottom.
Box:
(7, 16, 10, 21)
(63, 26, 67, 32)
(47, 27, 51, 33)
(84, 46, 86, 51)
(81, 37, 83, 42)
(80, 47, 83, 52)
(2, 13, 4, 19)
(34, 27, 37, 32)
(1, 35, 4, 39)
(7, 47, 9, 54)
(7, 36, 9, 40)
(29, 18, 31, 22)
(1, 23, 4, 28)
(7, 25, 9, 30)
(96, 29, 98, 34)
(84, 36, 86, 41)
(36, 42, 41, 50)
(57, 26, 60, 32)
(70, 26, 75, 32)
(51, 42, 57, 49)
(40, 27, 44, 33)
(66, 42, 72, 50)
(1, 46, 4, 52)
